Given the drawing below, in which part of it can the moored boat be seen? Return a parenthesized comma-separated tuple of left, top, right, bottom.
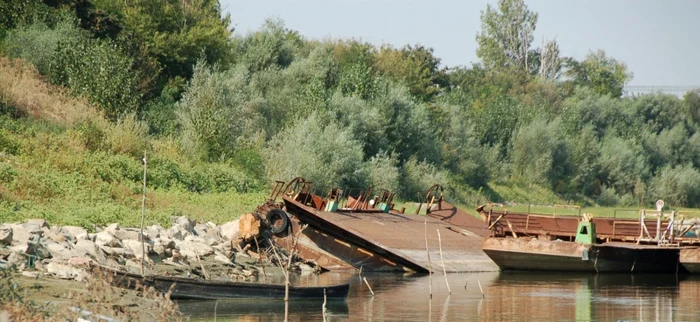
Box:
(95, 265, 350, 301)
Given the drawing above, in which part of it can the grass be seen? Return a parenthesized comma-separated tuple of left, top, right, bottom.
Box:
(0, 57, 268, 230)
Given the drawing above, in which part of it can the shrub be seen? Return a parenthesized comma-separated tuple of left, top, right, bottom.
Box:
(400, 157, 448, 200)
(50, 35, 140, 118)
(365, 150, 400, 193)
(652, 164, 700, 207)
(177, 61, 248, 161)
(596, 186, 620, 206)
(105, 113, 149, 158)
(263, 113, 365, 192)
(511, 118, 572, 190)
(3, 17, 80, 75)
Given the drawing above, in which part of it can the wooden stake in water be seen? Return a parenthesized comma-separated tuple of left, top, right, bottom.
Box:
(363, 277, 375, 296)
(322, 288, 328, 321)
(437, 229, 451, 294)
(477, 279, 484, 298)
(254, 235, 267, 283)
(140, 150, 147, 277)
(424, 217, 433, 299)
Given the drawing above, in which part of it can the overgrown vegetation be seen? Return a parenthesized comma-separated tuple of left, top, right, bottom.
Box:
(1, 0, 700, 231)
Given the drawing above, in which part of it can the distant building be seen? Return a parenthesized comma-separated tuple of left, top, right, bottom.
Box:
(622, 86, 700, 98)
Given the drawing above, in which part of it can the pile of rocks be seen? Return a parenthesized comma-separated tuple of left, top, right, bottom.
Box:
(0, 216, 281, 282)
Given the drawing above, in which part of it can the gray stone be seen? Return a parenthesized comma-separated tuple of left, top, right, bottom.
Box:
(43, 230, 67, 243)
(61, 226, 89, 242)
(0, 225, 12, 246)
(112, 229, 140, 241)
(22, 271, 40, 278)
(74, 239, 105, 262)
(214, 253, 232, 265)
(105, 223, 120, 234)
(219, 220, 239, 240)
(174, 216, 195, 232)
(193, 224, 209, 237)
(167, 225, 189, 240)
(99, 246, 115, 256)
(26, 237, 51, 259)
(67, 256, 92, 268)
(6, 251, 24, 269)
(94, 231, 122, 248)
(9, 223, 41, 246)
(153, 243, 166, 257)
(122, 239, 152, 260)
(177, 241, 214, 259)
(46, 262, 87, 280)
(26, 219, 49, 229)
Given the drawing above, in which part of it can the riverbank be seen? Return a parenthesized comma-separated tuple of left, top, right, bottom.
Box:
(0, 216, 315, 321)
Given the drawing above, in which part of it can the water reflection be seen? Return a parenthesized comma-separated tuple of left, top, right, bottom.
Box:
(180, 272, 700, 321)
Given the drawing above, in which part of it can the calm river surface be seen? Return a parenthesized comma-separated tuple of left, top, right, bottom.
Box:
(177, 271, 700, 321)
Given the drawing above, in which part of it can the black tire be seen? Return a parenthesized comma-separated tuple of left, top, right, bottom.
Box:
(266, 208, 289, 235)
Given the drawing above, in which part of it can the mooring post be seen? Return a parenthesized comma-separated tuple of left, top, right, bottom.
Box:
(140, 149, 147, 277)
(437, 229, 450, 294)
(424, 217, 433, 299)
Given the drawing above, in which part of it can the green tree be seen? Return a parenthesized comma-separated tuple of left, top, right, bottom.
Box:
(565, 50, 633, 98)
(374, 44, 447, 102)
(92, 0, 233, 94)
(177, 61, 248, 161)
(476, 0, 538, 72)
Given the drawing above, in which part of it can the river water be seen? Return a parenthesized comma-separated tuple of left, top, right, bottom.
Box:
(177, 271, 700, 321)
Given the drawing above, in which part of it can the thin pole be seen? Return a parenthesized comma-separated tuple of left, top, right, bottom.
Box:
(437, 229, 450, 294)
(424, 217, 432, 299)
(140, 149, 147, 276)
(363, 277, 375, 296)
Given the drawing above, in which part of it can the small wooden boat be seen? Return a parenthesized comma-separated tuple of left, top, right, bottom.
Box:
(94, 266, 350, 301)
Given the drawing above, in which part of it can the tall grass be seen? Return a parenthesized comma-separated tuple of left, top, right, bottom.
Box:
(0, 57, 102, 125)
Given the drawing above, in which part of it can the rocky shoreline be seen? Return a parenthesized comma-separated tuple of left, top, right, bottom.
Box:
(0, 215, 317, 293)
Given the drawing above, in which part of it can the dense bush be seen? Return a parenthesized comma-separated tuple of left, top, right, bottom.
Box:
(2, 0, 700, 215)
(4, 18, 141, 119)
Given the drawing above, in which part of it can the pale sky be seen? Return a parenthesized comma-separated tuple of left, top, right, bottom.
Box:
(222, 0, 700, 86)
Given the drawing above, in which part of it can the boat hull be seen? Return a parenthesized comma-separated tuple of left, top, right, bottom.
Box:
(483, 237, 685, 273)
(98, 266, 350, 301)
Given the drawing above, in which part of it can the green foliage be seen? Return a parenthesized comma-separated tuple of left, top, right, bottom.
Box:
(4, 16, 140, 118)
(232, 18, 298, 72)
(92, 0, 233, 94)
(365, 151, 400, 193)
(476, 0, 538, 72)
(598, 135, 648, 194)
(400, 157, 448, 200)
(653, 164, 700, 207)
(511, 118, 571, 191)
(177, 61, 247, 161)
(374, 44, 446, 101)
(3, 16, 81, 75)
(566, 50, 633, 98)
(0, 0, 53, 35)
(263, 113, 365, 192)
(50, 33, 140, 118)
(4, 3, 700, 221)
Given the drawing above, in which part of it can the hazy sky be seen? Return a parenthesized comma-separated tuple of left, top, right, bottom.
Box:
(222, 0, 699, 86)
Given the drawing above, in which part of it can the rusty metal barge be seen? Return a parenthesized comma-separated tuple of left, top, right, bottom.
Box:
(260, 179, 497, 273)
(476, 202, 700, 273)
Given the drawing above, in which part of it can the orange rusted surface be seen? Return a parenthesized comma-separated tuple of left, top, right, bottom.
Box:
(680, 247, 700, 273)
(282, 195, 498, 273)
(427, 199, 490, 237)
